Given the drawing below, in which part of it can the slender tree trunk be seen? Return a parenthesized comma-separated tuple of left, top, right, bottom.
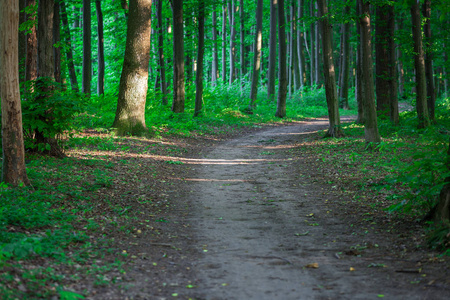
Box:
(267, 0, 278, 101)
(292, 3, 300, 91)
(396, 19, 405, 98)
(339, 5, 350, 110)
(248, 0, 263, 109)
(297, 0, 305, 87)
(355, 0, 364, 124)
(172, 0, 185, 113)
(317, 0, 342, 137)
(113, 0, 152, 135)
(375, 4, 391, 114)
(60, 1, 79, 92)
(194, 0, 205, 117)
(422, 0, 435, 123)
(388, 5, 399, 125)
(221, 4, 227, 83)
(314, 2, 320, 86)
(38, 0, 55, 80)
(288, 7, 293, 97)
(239, 0, 245, 80)
(211, 7, 218, 86)
(82, 0, 91, 95)
(0, 0, 30, 186)
(95, 0, 105, 95)
(310, 0, 315, 85)
(275, 0, 287, 118)
(25, 0, 38, 88)
(19, 0, 26, 84)
(53, 0, 61, 83)
(359, 0, 381, 144)
(157, 0, 167, 104)
(228, 0, 236, 84)
(411, 0, 430, 129)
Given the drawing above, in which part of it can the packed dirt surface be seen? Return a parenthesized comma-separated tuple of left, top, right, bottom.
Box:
(182, 118, 449, 300)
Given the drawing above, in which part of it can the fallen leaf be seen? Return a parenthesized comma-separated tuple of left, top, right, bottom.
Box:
(305, 263, 319, 269)
(350, 267, 355, 271)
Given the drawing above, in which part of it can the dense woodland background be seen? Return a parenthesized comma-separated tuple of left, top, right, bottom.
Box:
(0, 0, 450, 297)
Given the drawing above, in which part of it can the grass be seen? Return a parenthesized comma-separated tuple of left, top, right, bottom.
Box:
(1, 82, 449, 297)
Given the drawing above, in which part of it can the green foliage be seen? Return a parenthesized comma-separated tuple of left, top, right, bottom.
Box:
(22, 78, 86, 153)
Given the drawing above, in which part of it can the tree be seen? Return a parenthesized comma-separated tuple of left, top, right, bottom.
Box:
(194, 0, 205, 117)
(82, 0, 92, 95)
(172, 0, 185, 113)
(317, 0, 342, 137)
(228, 0, 237, 84)
(156, 0, 168, 104)
(211, 6, 218, 85)
(248, 0, 263, 109)
(422, 0, 435, 123)
(53, 0, 61, 83)
(95, 0, 105, 95)
(60, 1, 79, 92)
(355, 0, 364, 124)
(338, 4, 350, 110)
(297, 0, 305, 88)
(275, 0, 287, 118)
(25, 0, 38, 90)
(358, 0, 380, 144)
(239, 0, 245, 81)
(221, 3, 227, 83)
(113, 0, 152, 135)
(0, 0, 30, 186)
(267, 0, 277, 101)
(411, 0, 430, 129)
(428, 139, 450, 222)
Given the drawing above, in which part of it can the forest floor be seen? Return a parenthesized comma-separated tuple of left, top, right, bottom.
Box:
(5, 117, 450, 299)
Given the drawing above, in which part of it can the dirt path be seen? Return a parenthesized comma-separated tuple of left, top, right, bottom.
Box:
(183, 119, 447, 300)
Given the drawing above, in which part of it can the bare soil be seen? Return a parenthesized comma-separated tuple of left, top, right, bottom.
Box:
(70, 118, 449, 299)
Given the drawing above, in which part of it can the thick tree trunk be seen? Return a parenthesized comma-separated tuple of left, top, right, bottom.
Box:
(0, 0, 30, 186)
(359, 0, 381, 144)
(113, 0, 152, 135)
(317, 0, 342, 137)
(275, 0, 287, 118)
(82, 0, 91, 95)
(411, 1, 430, 129)
(157, 0, 167, 104)
(211, 8, 218, 86)
(60, 1, 79, 92)
(95, 0, 105, 95)
(375, 4, 390, 114)
(248, 0, 263, 109)
(267, 0, 277, 101)
(172, 0, 185, 113)
(228, 0, 236, 84)
(422, 0, 435, 123)
(194, 0, 205, 117)
(221, 4, 227, 84)
(38, 0, 55, 80)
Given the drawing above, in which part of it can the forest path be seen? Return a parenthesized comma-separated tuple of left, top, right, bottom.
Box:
(185, 118, 442, 300)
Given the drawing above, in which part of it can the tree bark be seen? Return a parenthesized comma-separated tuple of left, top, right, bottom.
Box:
(60, 1, 79, 92)
(297, 0, 305, 88)
(422, 0, 435, 123)
(221, 4, 227, 84)
(396, 19, 405, 98)
(82, 0, 91, 95)
(314, 2, 320, 86)
(113, 0, 152, 135)
(339, 4, 350, 110)
(355, 0, 364, 124)
(309, 0, 315, 85)
(375, 4, 391, 115)
(388, 5, 399, 125)
(248, 0, 263, 109)
(95, 0, 105, 95)
(53, 0, 61, 83)
(25, 0, 38, 88)
(211, 7, 218, 86)
(411, 1, 430, 129)
(267, 0, 277, 101)
(228, 0, 237, 84)
(275, 0, 287, 118)
(38, 0, 55, 80)
(317, 0, 342, 137)
(239, 0, 245, 80)
(0, 0, 30, 186)
(172, 0, 185, 113)
(359, 0, 381, 144)
(429, 139, 450, 222)
(194, 0, 205, 117)
(156, 0, 167, 104)
(19, 0, 26, 84)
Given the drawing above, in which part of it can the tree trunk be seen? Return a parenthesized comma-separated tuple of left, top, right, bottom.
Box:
(157, 0, 167, 104)
(60, 1, 79, 92)
(172, 0, 185, 113)
(19, 0, 26, 84)
(297, 0, 305, 88)
(388, 5, 399, 125)
(292, 4, 300, 91)
(267, 0, 277, 101)
(82, 0, 91, 95)
(429, 139, 450, 222)
(211, 7, 218, 86)
(95, 0, 105, 95)
(309, 0, 315, 85)
(248, 0, 263, 109)
(228, 0, 236, 84)
(275, 0, 287, 118)
(375, 4, 391, 115)
(338, 5, 350, 110)
(221, 4, 227, 84)
(53, 0, 61, 83)
(194, 0, 205, 117)
(359, 0, 381, 144)
(25, 0, 38, 89)
(355, 0, 364, 124)
(0, 0, 30, 186)
(38, 0, 55, 80)
(317, 0, 342, 137)
(411, 1, 430, 129)
(314, 2, 320, 86)
(396, 19, 405, 98)
(422, 0, 435, 123)
(113, 0, 152, 135)
(239, 0, 245, 80)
